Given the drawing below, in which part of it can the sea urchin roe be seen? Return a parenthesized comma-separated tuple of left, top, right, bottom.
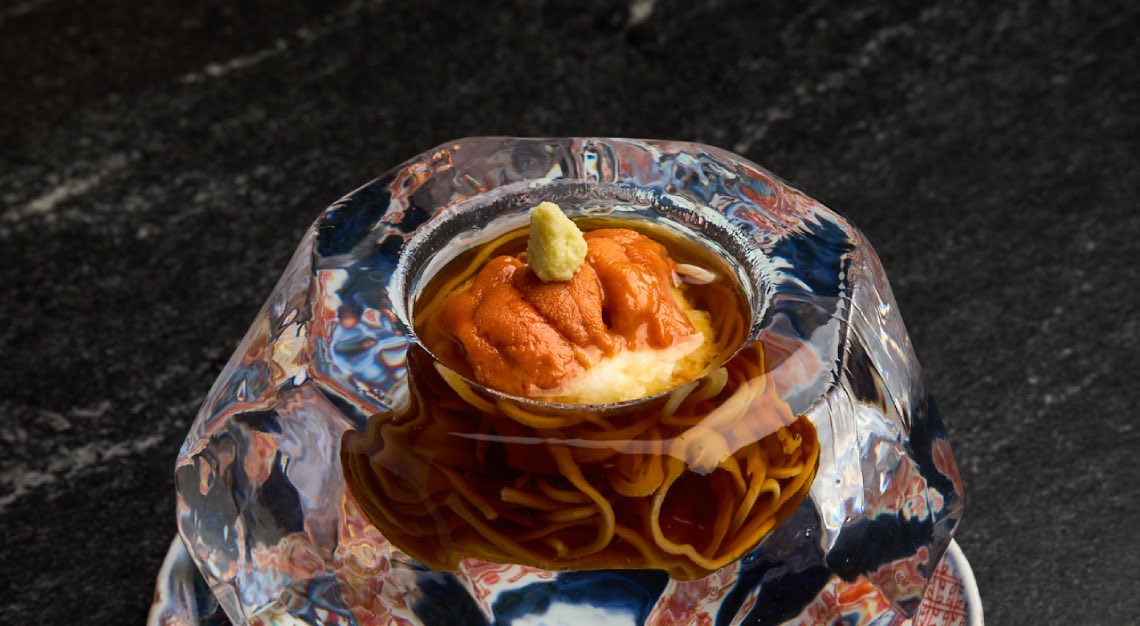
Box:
(583, 228, 695, 350)
(435, 210, 708, 399)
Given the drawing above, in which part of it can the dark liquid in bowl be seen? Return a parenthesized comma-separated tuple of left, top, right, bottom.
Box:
(342, 218, 818, 580)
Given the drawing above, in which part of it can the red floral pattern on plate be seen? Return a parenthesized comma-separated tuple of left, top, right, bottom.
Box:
(785, 546, 972, 626)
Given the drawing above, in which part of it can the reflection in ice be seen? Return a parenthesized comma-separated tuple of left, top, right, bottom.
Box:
(175, 138, 963, 624)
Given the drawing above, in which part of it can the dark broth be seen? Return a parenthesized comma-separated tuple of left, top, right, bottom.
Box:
(342, 216, 819, 580)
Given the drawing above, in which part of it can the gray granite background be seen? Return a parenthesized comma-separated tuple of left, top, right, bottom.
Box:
(1, 1, 1137, 624)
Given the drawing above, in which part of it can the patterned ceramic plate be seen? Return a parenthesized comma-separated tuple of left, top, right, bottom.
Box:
(149, 538, 981, 625)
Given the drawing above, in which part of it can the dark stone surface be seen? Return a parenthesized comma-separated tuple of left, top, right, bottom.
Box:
(1, 0, 1137, 623)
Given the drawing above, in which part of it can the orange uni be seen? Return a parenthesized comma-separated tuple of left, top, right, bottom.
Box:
(436, 228, 696, 397)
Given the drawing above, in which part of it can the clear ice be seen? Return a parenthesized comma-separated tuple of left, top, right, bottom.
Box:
(174, 137, 964, 625)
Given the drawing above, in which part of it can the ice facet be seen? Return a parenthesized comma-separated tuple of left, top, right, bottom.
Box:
(175, 137, 964, 624)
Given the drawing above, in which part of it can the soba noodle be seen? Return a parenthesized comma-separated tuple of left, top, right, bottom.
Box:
(342, 242, 819, 579)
